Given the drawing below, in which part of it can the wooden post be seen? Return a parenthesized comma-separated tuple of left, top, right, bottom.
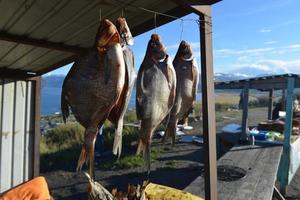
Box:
(278, 77, 294, 193)
(268, 89, 274, 120)
(199, 6, 218, 200)
(241, 87, 249, 141)
(32, 76, 41, 177)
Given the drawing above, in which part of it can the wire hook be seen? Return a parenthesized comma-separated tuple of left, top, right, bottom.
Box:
(154, 13, 157, 33)
(121, 8, 124, 17)
(180, 19, 184, 42)
(99, 8, 102, 21)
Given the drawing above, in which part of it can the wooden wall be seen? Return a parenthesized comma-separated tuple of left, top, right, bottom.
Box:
(0, 79, 36, 193)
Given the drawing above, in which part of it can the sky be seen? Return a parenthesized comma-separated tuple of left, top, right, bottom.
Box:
(47, 0, 300, 76)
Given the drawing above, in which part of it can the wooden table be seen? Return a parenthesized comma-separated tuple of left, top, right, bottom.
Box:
(185, 144, 283, 200)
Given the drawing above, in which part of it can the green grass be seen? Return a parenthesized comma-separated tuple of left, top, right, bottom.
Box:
(40, 111, 140, 172)
(101, 147, 161, 169)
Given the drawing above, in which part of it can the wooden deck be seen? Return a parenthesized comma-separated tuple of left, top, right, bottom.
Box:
(185, 144, 283, 200)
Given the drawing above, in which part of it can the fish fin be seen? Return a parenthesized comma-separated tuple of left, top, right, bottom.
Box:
(112, 121, 123, 158)
(144, 143, 151, 175)
(61, 87, 69, 123)
(136, 138, 144, 155)
(136, 138, 151, 174)
(163, 115, 177, 145)
(191, 59, 199, 100)
(136, 64, 147, 120)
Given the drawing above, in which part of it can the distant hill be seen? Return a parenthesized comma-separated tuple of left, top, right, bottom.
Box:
(42, 74, 65, 88)
(41, 75, 65, 115)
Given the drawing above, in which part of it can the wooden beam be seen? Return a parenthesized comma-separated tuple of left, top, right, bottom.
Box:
(198, 7, 218, 200)
(268, 89, 274, 120)
(36, 54, 79, 75)
(172, 0, 221, 16)
(241, 87, 249, 141)
(0, 31, 86, 54)
(278, 77, 295, 194)
(0, 68, 37, 79)
(31, 76, 41, 177)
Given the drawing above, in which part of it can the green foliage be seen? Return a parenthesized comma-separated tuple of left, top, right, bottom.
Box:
(40, 122, 85, 172)
(123, 109, 137, 123)
(40, 112, 140, 171)
(40, 122, 85, 154)
(248, 96, 269, 108)
(215, 103, 237, 111)
(102, 124, 139, 150)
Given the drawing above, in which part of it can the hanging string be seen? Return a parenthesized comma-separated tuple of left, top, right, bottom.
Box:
(113, 0, 211, 25)
(99, 8, 102, 21)
(121, 8, 124, 17)
(179, 19, 184, 42)
(154, 13, 157, 33)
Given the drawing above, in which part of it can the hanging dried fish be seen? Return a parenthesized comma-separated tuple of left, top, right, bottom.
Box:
(61, 19, 125, 178)
(136, 34, 176, 173)
(163, 41, 199, 144)
(109, 17, 136, 157)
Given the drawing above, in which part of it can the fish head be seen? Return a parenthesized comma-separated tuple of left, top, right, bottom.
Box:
(116, 17, 134, 46)
(147, 34, 167, 61)
(176, 40, 193, 61)
(95, 19, 120, 49)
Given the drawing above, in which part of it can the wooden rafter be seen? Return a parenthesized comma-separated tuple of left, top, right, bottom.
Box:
(171, 0, 221, 15)
(0, 32, 87, 54)
(0, 68, 37, 79)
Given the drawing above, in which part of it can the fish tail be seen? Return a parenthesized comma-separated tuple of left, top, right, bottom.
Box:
(163, 119, 177, 145)
(136, 138, 144, 155)
(112, 121, 123, 158)
(136, 138, 151, 174)
(61, 89, 69, 123)
(144, 143, 151, 175)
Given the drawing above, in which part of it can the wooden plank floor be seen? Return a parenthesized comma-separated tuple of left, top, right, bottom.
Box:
(185, 144, 282, 200)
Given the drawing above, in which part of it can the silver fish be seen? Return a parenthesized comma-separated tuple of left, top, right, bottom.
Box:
(109, 17, 136, 157)
(163, 40, 199, 144)
(136, 34, 176, 174)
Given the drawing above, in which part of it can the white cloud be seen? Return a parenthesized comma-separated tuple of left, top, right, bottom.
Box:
(264, 41, 277, 45)
(259, 28, 272, 33)
(214, 44, 300, 58)
(227, 59, 300, 76)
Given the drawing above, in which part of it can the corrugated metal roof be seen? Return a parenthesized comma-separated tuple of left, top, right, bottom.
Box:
(0, 0, 220, 77)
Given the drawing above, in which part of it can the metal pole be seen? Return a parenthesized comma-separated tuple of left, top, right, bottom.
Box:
(268, 89, 274, 120)
(199, 7, 217, 200)
(241, 87, 249, 141)
(278, 77, 294, 194)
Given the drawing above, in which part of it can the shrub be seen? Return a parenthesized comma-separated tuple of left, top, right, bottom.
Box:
(248, 96, 269, 108)
(41, 122, 85, 153)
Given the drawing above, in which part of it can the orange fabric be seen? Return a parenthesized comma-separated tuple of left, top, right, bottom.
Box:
(0, 176, 51, 200)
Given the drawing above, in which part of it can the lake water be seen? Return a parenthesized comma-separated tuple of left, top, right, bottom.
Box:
(41, 87, 202, 115)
